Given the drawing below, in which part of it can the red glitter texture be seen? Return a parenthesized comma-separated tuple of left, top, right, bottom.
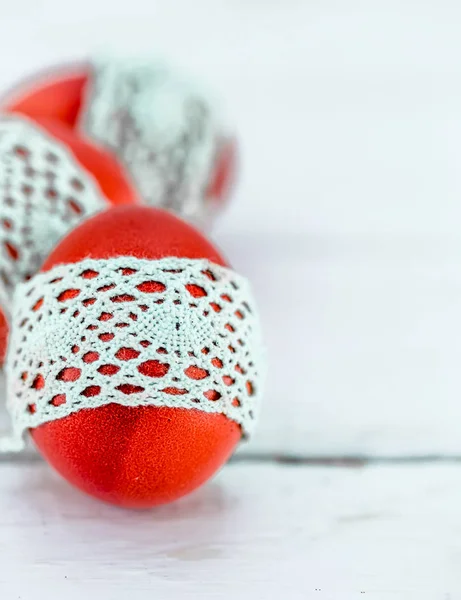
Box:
(32, 206, 240, 508)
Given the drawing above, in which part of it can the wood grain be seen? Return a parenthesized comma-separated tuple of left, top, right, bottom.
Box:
(0, 461, 459, 598)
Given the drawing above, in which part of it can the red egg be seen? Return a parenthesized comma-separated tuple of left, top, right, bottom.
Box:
(31, 206, 242, 508)
(4, 64, 236, 211)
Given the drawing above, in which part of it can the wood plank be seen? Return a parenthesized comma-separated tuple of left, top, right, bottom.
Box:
(223, 233, 461, 457)
(0, 461, 459, 598)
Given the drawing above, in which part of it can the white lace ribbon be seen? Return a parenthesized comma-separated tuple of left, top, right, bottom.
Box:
(0, 115, 106, 317)
(1, 256, 265, 451)
(80, 56, 232, 228)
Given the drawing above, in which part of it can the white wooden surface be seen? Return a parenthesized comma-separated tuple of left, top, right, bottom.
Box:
(1, 461, 460, 599)
(1, 0, 461, 597)
(1, 0, 460, 455)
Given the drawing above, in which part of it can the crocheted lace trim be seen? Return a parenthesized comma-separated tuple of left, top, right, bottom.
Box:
(0, 116, 105, 316)
(2, 256, 264, 451)
(80, 56, 231, 227)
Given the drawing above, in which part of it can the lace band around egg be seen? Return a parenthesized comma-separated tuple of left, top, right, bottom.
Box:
(3, 256, 264, 451)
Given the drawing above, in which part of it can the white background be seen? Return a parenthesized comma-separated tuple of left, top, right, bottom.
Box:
(2, 0, 461, 456)
(1, 1, 461, 597)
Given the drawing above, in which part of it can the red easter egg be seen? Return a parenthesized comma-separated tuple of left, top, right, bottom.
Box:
(32, 206, 241, 508)
(5, 66, 235, 208)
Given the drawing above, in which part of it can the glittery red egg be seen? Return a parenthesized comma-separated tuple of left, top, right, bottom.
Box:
(31, 206, 241, 508)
